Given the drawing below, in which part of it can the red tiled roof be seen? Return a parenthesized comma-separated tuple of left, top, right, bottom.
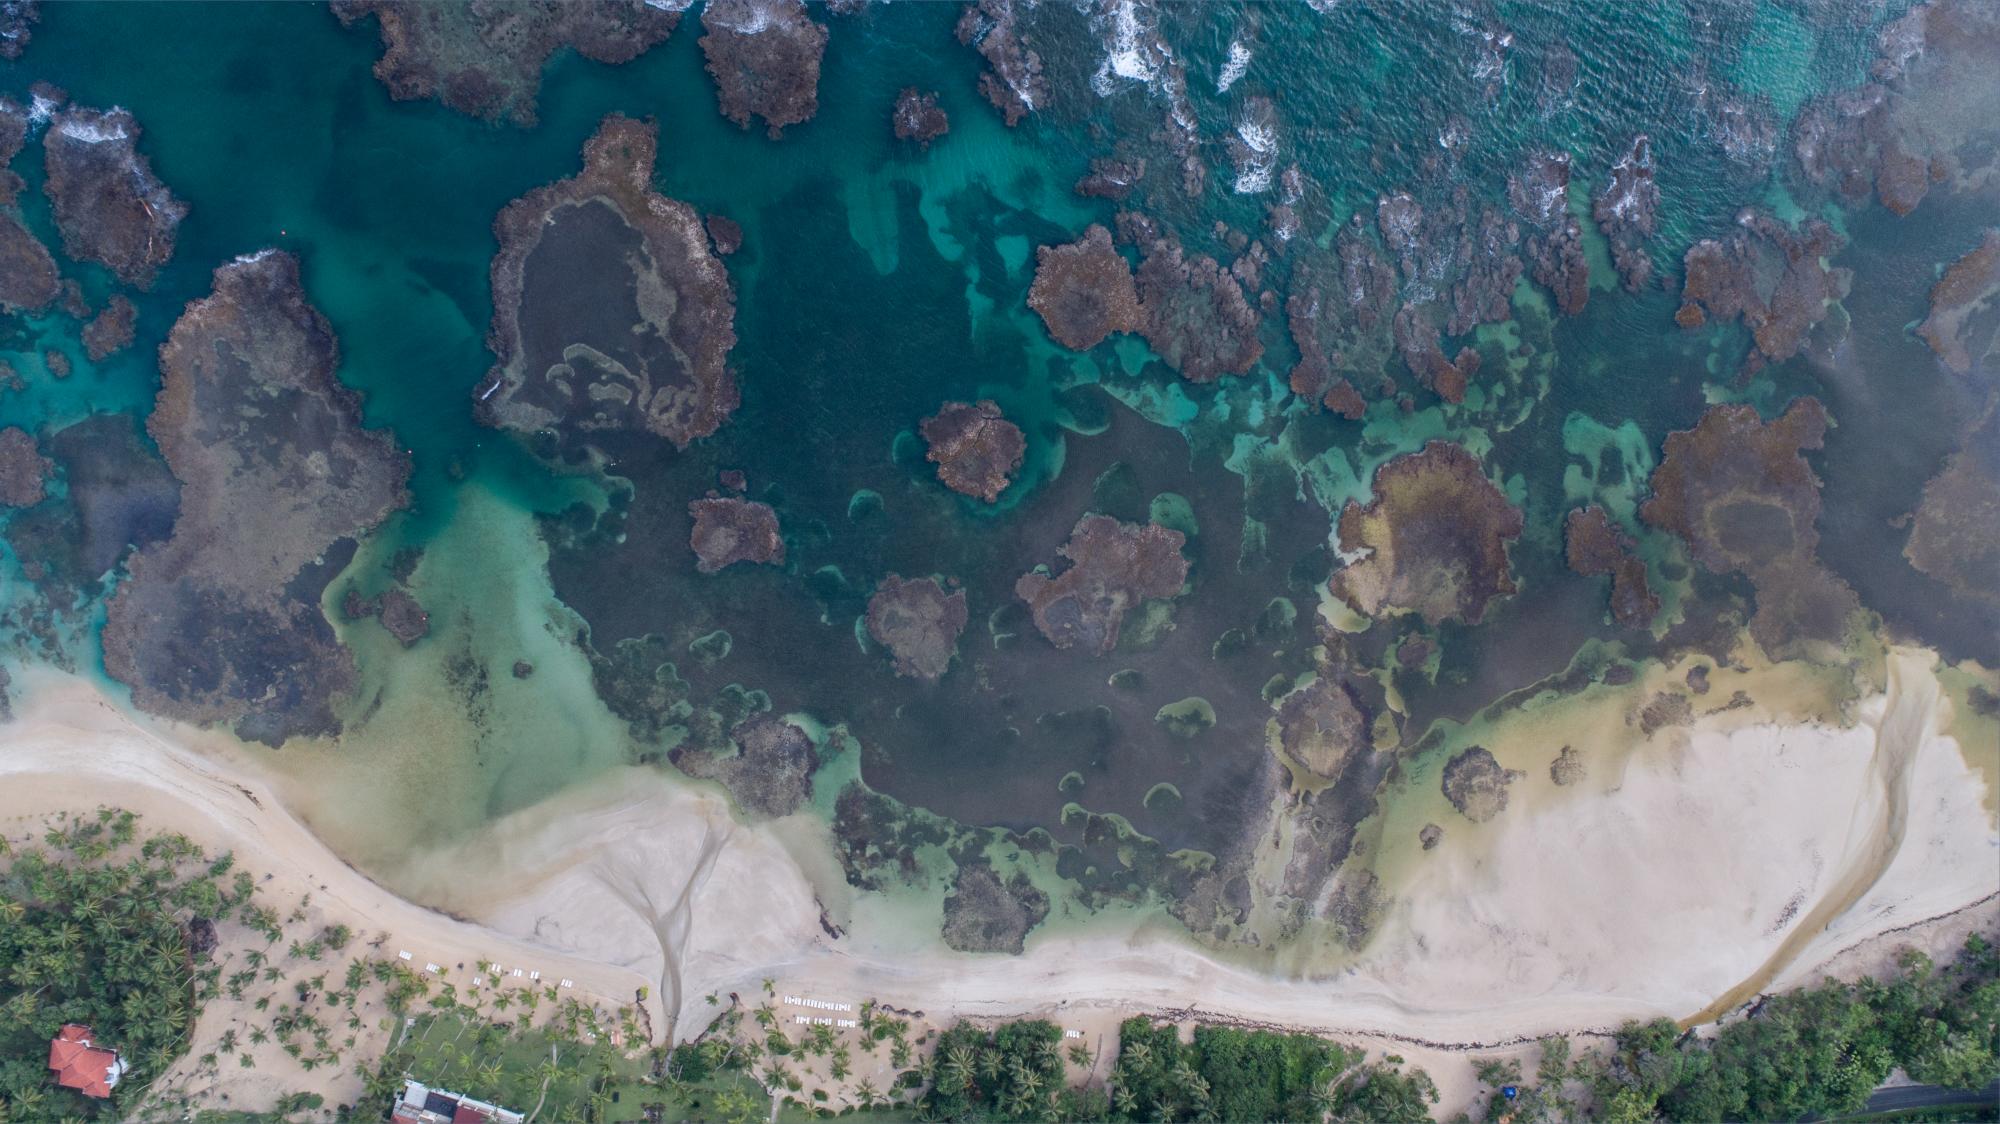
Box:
(453, 1105, 490, 1124)
(49, 1024, 119, 1099)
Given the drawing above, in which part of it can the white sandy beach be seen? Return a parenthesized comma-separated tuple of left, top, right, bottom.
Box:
(0, 648, 1994, 1115)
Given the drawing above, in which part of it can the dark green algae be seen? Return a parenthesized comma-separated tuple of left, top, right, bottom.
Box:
(0, 0, 1995, 957)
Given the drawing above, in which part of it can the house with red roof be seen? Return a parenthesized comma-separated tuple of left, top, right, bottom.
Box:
(48, 1024, 126, 1099)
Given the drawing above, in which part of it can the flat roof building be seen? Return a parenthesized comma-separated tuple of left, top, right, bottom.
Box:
(389, 1079, 525, 1124)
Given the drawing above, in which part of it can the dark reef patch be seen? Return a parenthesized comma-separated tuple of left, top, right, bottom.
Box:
(1641, 399, 1859, 659)
(477, 114, 739, 452)
(955, 0, 1045, 127)
(1676, 211, 1851, 381)
(1918, 229, 2000, 375)
(1015, 514, 1188, 656)
(1117, 212, 1263, 384)
(100, 251, 409, 743)
(331, 0, 678, 126)
(1329, 442, 1524, 627)
(940, 860, 1049, 955)
(688, 496, 784, 574)
(921, 400, 1024, 503)
(1564, 505, 1659, 630)
(1027, 224, 1140, 352)
(672, 712, 816, 818)
(865, 574, 967, 684)
(1440, 746, 1517, 823)
(0, 426, 50, 508)
(81, 294, 137, 361)
(892, 87, 948, 150)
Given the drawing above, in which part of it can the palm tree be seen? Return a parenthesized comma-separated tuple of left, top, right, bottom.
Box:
(854, 1078, 881, 1110)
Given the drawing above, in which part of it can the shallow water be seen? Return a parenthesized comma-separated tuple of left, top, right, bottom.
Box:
(1, 0, 1995, 961)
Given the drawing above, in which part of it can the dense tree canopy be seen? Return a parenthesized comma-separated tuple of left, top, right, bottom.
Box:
(0, 808, 254, 1120)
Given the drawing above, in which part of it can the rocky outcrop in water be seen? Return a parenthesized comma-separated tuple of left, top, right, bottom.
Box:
(1, 414, 178, 606)
(941, 860, 1049, 954)
(955, 0, 1045, 127)
(1330, 442, 1524, 627)
(1564, 505, 1659, 630)
(1118, 212, 1263, 383)
(0, 98, 57, 312)
(0, 1, 37, 61)
(1275, 672, 1371, 783)
(1027, 224, 1141, 351)
(1508, 150, 1588, 316)
(343, 585, 430, 647)
(81, 294, 137, 361)
(332, 0, 679, 126)
(1677, 211, 1850, 381)
(1593, 135, 1660, 291)
(892, 87, 948, 149)
(688, 496, 783, 574)
(1441, 746, 1517, 823)
(1285, 215, 1399, 415)
(478, 115, 739, 451)
(699, 0, 828, 138)
(1904, 422, 2000, 609)
(1373, 187, 1519, 401)
(1918, 229, 2000, 375)
(1016, 514, 1187, 656)
(1076, 155, 1144, 201)
(41, 106, 186, 290)
(865, 574, 967, 683)
(670, 713, 816, 817)
(1789, 0, 2000, 218)
(1641, 399, 1859, 658)
(101, 251, 410, 744)
(0, 426, 50, 507)
(1548, 745, 1585, 786)
(921, 399, 1024, 503)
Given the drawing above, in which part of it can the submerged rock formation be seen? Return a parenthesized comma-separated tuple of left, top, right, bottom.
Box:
(1015, 514, 1188, 656)
(1441, 746, 1517, 823)
(941, 861, 1050, 955)
(82, 294, 137, 361)
(1641, 399, 1860, 657)
(1593, 135, 1660, 291)
(0, 426, 50, 507)
(343, 585, 431, 647)
(688, 496, 783, 574)
(0, 1, 37, 61)
(1508, 149, 1588, 316)
(1027, 224, 1140, 351)
(102, 251, 410, 744)
(955, 0, 1045, 127)
(921, 400, 1024, 503)
(477, 115, 739, 451)
(699, 0, 828, 138)
(1329, 442, 1524, 627)
(41, 106, 186, 289)
(1918, 230, 2000, 374)
(1904, 430, 2000, 609)
(1676, 210, 1851, 379)
(865, 574, 967, 683)
(1076, 155, 1144, 201)
(0, 102, 57, 313)
(332, 0, 679, 126)
(1285, 216, 1400, 416)
(1118, 212, 1263, 383)
(670, 713, 816, 818)
(891, 87, 948, 149)
(1275, 672, 1372, 783)
(1564, 505, 1660, 630)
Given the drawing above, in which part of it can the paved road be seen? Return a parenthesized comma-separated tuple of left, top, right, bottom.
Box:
(1861, 1078, 2000, 1117)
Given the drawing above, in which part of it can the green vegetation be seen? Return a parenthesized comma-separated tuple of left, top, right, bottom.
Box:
(917, 1019, 1106, 1122)
(0, 809, 260, 1120)
(365, 1005, 660, 1124)
(1477, 936, 2000, 1123)
(1109, 1019, 1437, 1123)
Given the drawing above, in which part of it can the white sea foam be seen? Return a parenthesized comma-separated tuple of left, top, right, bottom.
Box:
(708, 1, 772, 36)
(1216, 38, 1251, 94)
(1230, 114, 1278, 194)
(1090, 0, 1159, 96)
(27, 92, 56, 127)
(54, 112, 130, 145)
(233, 248, 281, 266)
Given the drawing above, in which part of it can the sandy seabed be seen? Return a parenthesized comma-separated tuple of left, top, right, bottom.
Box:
(0, 649, 1994, 1114)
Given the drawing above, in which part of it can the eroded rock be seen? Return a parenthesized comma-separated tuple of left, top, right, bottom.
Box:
(477, 115, 739, 450)
(688, 496, 783, 574)
(1905, 435, 2000, 608)
(1441, 746, 1517, 823)
(866, 574, 967, 684)
(699, 0, 827, 138)
(892, 87, 949, 149)
(941, 862, 1049, 955)
(1015, 514, 1188, 656)
(1330, 442, 1524, 627)
(1119, 213, 1263, 383)
(1549, 745, 1585, 786)
(1508, 150, 1588, 315)
(332, 0, 679, 126)
(1027, 224, 1140, 351)
(0, 425, 50, 507)
(101, 251, 410, 743)
(921, 399, 1024, 503)
(1076, 155, 1144, 201)
(41, 106, 186, 289)
(1564, 504, 1660, 630)
(1275, 673, 1371, 783)
(0, 1, 38, 61)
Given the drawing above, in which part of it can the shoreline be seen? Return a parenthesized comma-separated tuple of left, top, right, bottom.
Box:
(0, 656, 1995, 1116)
